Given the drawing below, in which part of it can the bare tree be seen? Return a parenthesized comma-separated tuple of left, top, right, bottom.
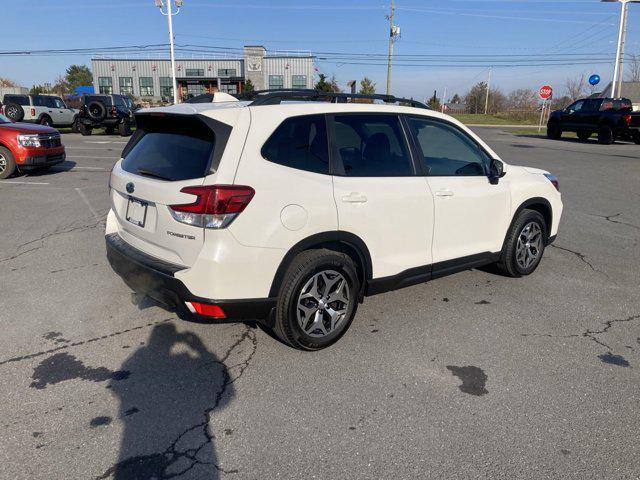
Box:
(565, 74, 587, 101)
(506, 89, 538, 110)
(625, 54, 640, 82)
(0, 78, 17, 88)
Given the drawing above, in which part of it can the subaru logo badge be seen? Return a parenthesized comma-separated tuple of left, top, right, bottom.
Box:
(126, 182, 135, 194)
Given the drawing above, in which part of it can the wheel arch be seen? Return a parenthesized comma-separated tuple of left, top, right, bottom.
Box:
(502, 197, 553, 250)
(268, 231, 373, 299)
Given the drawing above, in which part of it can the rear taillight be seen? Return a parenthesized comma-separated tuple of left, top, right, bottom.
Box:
(110, 106, 117, 117)
(30, 108, 36, 116)
(623, 114, 631, 126)
(169, 185, 255, 229)
(544, 173, 559, 192)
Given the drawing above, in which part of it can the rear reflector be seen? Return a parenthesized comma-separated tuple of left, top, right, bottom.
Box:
(190, 302, 226, 318)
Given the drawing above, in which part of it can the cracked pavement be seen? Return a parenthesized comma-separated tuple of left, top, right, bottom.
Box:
(1, 130, 639, 479)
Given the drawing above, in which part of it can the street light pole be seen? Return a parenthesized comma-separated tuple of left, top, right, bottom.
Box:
(603, 0, 639, 98)
(156, 0, 182, 104)
(386, 0, 395, 96)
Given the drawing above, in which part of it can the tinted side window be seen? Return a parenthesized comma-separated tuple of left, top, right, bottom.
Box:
(407, 117, 488, 176)
(32, 96, 46, 107)
(570, 100, 584, 112)
(4, 95, 29, 106)
(332, 114, 413, 177)
(262, 115, 329, 174)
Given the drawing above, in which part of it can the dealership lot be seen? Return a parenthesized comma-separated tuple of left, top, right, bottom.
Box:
(1, 130, 639, 479)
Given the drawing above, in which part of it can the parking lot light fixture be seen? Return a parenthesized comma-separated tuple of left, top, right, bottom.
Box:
(155, 0, 182, 105)
(602, 0, 640, 98)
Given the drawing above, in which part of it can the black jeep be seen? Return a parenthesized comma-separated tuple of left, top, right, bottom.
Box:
(77, 94, 138, 136)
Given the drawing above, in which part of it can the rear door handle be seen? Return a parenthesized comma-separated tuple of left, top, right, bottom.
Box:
(435, 190, 454, 197)
(341, 192, 368, 203)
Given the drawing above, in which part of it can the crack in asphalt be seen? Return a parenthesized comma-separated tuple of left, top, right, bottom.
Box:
(522, 313, 640, 362)
(0, 319, 174, 367)
(97, 326, 257, 479)
(549, 244, 597, 271)
(589, 213, 640, 231)
(0, 216, 106, 264)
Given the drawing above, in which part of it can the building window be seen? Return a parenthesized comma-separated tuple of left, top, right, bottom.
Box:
(220, 83, 238, 94)
(119, 77, 133, 95)
(268, 75, 284, 90)
(159, 77, 173, 99)
(292, 75, 307, 89)
(98, 77, 113, 94)
(185, 69, 204, 77)
(218, 69, 237, 77)
(139, 77, 154, 97)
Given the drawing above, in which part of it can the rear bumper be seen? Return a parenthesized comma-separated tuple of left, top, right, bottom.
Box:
(105, 232, 275, 322)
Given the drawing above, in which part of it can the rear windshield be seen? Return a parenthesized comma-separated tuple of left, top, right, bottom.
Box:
(84, 95, 112, 106)
(122, 115, 215, 181)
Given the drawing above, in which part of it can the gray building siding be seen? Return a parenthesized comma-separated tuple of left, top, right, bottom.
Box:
(92, 48, 314, 101)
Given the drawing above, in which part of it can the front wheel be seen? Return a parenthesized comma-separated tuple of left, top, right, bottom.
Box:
(633, 132, 640, 145)
(273, 249, 360, 350)
(0, 146, 17, 179)
(547, 122, 562, 140)
(497, 209, 547, 278)
(118, 120, 132, 137)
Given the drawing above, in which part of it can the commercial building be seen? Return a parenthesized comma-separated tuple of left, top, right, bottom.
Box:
(91, 46, 315, 102)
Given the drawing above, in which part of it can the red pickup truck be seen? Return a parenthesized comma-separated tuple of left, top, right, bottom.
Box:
(0, 113, 66, 179)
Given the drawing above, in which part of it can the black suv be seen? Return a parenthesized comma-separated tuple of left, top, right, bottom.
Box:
(547, 97, 640, 145)
(77, 94, 138, 136)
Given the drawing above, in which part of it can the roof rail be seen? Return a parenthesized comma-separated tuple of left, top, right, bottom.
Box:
(236, 89, 429, 109)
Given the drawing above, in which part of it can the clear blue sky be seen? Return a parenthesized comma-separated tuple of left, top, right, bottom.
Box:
(1, 0, 638, 101)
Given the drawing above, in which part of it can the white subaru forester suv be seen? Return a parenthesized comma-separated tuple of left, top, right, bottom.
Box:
(106, 90, 562, 350)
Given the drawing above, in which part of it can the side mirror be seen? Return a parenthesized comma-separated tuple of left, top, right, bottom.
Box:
(489, 159, 505, 185)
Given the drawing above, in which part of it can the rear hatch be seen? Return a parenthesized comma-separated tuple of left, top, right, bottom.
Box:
(109, 112, 223, 266)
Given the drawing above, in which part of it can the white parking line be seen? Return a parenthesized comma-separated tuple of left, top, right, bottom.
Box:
(75, 188, 101, 222)
(1, 181, 50, 185)
(71, 166, 110, 171)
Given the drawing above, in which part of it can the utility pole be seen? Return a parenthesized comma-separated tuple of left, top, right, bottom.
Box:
(156, 0, 183, 105)
(604, 0, 640, 97)
(442, 86, 447, 113)
(386, 0, 399, 95)
(484, 67, 492, 115)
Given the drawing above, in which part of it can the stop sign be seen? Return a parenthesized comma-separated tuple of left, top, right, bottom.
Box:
(539, 85, 553, 100)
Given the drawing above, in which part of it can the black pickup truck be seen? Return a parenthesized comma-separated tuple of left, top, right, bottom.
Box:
(547, 97, 640, 145)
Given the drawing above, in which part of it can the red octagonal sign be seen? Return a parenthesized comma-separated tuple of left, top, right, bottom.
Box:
(539, 85, 553, 100)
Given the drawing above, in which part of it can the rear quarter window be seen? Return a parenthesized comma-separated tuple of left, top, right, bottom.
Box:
(122, 115, 215, 182)
(261, 114, 329, 174)
(3, 95, 29, 106)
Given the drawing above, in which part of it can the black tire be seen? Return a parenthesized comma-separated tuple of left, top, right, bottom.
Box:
(633, 132, 640, 145)
(597, 125, 615, 145)
(0, 146, 17, 179)
(577, 130, 591, 142)
(40, 115, 52, 127)
(118, 120, 132, 137)
(4, 103, 24, 122)
(87, 101, 106, 121)
(546, 121, 562, 140)
(273, 249, 360, 350)
(79, 123, 92, 136)
(105, 126, 116, 135)
(497, 209, 547, 278)
(71, 116, 79, 133)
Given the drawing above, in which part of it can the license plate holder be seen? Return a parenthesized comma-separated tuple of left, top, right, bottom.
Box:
(126, 197, 148, 228)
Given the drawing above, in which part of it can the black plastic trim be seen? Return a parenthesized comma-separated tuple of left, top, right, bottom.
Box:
(365, 252, 499, 296)
(268, 231, 373, 298)
(106, 233, 275, 321)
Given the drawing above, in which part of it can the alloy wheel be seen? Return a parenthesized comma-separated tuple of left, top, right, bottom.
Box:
(296, 270, 350, 338)
(515, 222, 543, 269)
(0, 154, 6, 174)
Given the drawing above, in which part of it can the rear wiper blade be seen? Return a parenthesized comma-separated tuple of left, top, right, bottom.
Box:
(137, 168, 174, 181)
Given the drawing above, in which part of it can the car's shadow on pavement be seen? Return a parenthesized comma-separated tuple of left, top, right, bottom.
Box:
(98, 323, 234, 480)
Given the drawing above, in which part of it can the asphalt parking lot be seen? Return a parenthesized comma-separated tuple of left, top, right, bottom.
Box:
(1, 128, 639, 479)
